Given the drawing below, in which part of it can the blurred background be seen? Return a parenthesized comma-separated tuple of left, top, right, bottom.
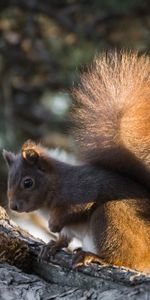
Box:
(0, 0, 150, 242)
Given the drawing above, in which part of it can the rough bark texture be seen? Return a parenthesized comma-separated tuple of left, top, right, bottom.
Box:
(0, 206, 150, 300)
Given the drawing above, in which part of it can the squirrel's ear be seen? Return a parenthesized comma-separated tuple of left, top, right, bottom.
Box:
(22, 140, 39, 165)
(21, 139, 52, 171)
(3, 150, 16, 168)
(22, 148, 39, 165)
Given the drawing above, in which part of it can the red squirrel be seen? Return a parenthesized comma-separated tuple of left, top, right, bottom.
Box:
(3, 52, 150, 273)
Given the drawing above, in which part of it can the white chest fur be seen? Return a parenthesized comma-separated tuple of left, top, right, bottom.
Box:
(60, 222, 96, 254)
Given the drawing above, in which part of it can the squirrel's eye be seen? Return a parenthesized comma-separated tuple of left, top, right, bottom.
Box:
(23, 178, 34, 189)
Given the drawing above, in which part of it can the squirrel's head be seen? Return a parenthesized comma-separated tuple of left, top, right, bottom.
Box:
(3, 140, 58, 213)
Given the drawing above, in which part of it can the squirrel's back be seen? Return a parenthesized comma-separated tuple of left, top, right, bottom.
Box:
(72, 52, 150, 188)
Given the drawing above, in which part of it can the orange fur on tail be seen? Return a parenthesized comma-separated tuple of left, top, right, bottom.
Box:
(72, 52, 150, 188)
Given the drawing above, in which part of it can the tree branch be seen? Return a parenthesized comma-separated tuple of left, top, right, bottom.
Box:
(0, 205, 150, 299)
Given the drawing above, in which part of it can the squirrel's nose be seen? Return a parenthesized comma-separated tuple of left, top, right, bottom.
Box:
(9, 202, 18, 211)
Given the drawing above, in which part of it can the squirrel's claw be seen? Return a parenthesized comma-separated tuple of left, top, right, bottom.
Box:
(38, 240, 58, 262)
(72, 250, 106, 269)
(38, 236, 69, 262)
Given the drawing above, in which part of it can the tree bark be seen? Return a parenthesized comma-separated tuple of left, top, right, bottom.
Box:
(0, 205, 150, 299)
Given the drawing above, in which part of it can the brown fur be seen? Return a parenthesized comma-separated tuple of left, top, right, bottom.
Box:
(72, 51, 150, 188)
(91, 199, 150, 272)
(3, 52, 150, 273)
(48, 202, 96, 232)
(4, 139, 150, 273)
(42, 196, 150, 273)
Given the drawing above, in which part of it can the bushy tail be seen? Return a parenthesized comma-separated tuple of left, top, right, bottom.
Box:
(72, 51, 150, 188)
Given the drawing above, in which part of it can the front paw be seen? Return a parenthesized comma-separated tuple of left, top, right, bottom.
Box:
(38, 240, 59, 262)
(38, 235, 69, 262)
(72, 250, 106, 269)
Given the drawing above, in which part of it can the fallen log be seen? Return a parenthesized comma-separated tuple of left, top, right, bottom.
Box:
(0, 205, 150, 299)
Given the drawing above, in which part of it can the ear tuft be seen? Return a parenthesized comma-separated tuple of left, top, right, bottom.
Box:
(22, 139, 36, 151)
(22, 140, 39, 165)
(3, 149, 15, 168)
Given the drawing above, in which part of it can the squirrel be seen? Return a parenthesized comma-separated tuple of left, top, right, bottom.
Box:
(3, 51, 150, 273)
